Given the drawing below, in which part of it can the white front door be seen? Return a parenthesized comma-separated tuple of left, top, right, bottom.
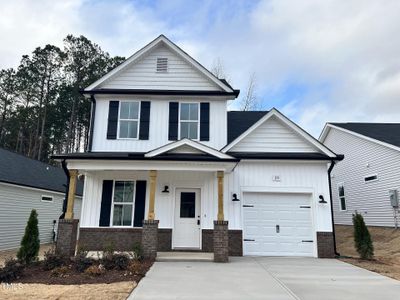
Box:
(243, 192, 314, 256)
(173, 188, 201, 249)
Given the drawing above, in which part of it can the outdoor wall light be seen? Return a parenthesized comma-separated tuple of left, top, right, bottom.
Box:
(319, 195, 327, 204)
(232, 193, 240, 201)
(162, 185, 169, 193)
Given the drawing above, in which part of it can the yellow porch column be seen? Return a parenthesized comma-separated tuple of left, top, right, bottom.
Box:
(148, 170, 157, 220)
(65, 169, 78, 220)
(217, 171, 224, 221)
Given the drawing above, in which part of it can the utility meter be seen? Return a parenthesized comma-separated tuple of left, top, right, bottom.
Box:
(389, 190, 399, 207)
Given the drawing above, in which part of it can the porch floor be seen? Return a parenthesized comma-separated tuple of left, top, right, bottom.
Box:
(157, 252, 213, 262)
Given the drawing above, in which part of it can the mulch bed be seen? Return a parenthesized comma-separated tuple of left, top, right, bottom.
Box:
(16, 259, 153, 285)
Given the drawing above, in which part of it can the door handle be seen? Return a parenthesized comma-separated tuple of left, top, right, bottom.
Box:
(276, 225, 280, 233)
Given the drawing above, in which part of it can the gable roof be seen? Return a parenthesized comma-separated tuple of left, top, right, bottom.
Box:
(0, 148, 83, 195)
(145, 139, 234, 160)
(223, 108, 338, 158)
(320, 123, 400, 152)
(227, 111, 268, 143)
(84, 35, 239, 97)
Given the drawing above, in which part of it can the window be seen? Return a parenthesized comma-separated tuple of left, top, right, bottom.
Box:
(112, 181, 135, 226)
(118, 101, 140, 139)
(338, 183, 346, 211)
(179, 103, 199, 139)
(180, 192, 196, 218)
(41, 195, 53, 202)
(364, 174, 378, 183)
(156, 57, 168, 72)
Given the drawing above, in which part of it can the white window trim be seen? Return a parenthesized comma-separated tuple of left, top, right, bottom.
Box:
(117, 100, 141, 140)
(337, 182, 346, 211)
(364, 174, 379, 183)
(41, 195, 54, 203)
(178, 102, 200, 140)
(110, 180, 136, 227)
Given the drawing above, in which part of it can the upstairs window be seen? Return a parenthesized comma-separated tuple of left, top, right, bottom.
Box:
(338, 183, 346, 211)
(119, 101, 140, 139)
(156, 57, 168, 72)
(179, 103, 199, 140)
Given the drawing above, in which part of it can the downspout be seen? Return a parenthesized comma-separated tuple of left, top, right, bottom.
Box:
(328, 159, 340, 256)
(60, 159, 69, 220)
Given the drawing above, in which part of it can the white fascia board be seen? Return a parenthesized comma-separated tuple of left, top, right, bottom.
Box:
(85, 35, 233, 93)
(145, 138, 234, 159)
(222, 108, 337, 157)
(66, 159, 237, 173)
(321, 124, 400, 153)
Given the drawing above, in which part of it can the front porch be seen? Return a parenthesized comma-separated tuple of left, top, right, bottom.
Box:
(57, 157, 240, 262)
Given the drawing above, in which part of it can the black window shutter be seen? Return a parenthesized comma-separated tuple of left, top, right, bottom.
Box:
(200, 102, 210, 141)
(99, 180, 113, 227)
(134, 181, 147, 227)
(107, 101, 119, 139)
(139, 101, 151, 140)
(168, 102, 179, 140)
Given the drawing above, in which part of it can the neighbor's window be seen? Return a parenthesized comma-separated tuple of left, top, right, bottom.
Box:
(41, 195, 53, 202)
(179, 103, 199, 139)
(112, 181, 135, 226)
(364, 174, 378, 183)
(338, 183, 346, 211)
(119, 101, 140, 139)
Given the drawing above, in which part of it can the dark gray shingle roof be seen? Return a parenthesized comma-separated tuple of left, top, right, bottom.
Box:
(330, 123, 400, 148)
(227, 111, 268, 143)
(0, 148, 83, 195)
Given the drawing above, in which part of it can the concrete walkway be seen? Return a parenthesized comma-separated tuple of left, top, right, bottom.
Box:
(129, 257, 400, 300)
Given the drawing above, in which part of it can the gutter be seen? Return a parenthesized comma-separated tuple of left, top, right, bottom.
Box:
(328, 158, 342, 256)
(60, 159, 70, 220)
(87, 95, 96, 152)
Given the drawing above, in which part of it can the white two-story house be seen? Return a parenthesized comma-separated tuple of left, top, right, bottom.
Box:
(54, 35, 343, 261)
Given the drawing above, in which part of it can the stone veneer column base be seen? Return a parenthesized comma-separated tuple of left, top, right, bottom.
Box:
(56, 219, 79, 257)
(142, 220, 159, 259)
(317, 231, 335, 258)
(214, 220, 229, 262)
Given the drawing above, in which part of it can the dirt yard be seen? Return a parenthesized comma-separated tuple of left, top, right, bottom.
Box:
(336, 225, 400, 280)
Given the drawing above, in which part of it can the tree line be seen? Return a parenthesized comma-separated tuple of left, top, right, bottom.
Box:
(0, 35, 125, 163)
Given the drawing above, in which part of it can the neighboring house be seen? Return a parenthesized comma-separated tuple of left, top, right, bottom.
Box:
(0, 148, 83, 251)
(320, 123, 400, 228)
(54, 35, 343, 260)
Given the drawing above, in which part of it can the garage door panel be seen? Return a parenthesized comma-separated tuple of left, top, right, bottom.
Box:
(243, 192, 314, 257)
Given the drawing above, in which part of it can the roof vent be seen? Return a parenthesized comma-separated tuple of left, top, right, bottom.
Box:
(156, 57, 168, 72)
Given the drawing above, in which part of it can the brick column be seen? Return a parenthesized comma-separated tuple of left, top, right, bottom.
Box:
(214, 220, 229, 262)
(56, 219, 79, 257)
(142, 219, 159, 259)
(317, 231, 335, 258)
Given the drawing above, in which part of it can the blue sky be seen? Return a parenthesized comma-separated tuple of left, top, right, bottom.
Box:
(1, 0, 400, 136)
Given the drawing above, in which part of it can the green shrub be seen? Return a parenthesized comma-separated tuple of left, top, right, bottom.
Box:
(112, 253, 130, 270)
(132, 243, 143, 260)
(0, 258, 24, 282)
(73, 252, 94, 273)
(352, 212, 374, 260)
(43, 248, 65, 270)
(17, 209, 40, 264)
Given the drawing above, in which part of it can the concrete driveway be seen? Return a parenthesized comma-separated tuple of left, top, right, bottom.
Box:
(129, 257, 400, 300)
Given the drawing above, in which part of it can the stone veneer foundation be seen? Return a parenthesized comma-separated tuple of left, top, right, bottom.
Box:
(316, 231, 335, 258)
(213, 220, 229, 262)
(56, 219, 79, 257)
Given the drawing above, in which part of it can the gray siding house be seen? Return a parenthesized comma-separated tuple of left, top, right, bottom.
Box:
(320, 123, 400, 227)
(0, 148, 82, 251)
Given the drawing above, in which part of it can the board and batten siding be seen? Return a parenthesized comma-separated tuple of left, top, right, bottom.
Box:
(0, 182, 82, 251)
(323, 127, 400, 227)
(230, 116, 317, 153)
(100, 44, 221, 91)
(91, 96, 227, 152)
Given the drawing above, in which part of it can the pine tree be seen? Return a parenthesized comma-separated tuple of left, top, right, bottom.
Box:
(352, 212, 374, 260)
(17, 209, 40, 264)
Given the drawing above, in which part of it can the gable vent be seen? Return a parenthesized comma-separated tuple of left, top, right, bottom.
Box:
(156, 57, 168, 72)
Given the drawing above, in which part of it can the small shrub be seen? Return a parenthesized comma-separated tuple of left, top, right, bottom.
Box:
(132, 243, 143, 260)
(353, 212, 374, 260)
(43, 248, 65, 270)
(17, 209, 40, 264)
(51, 266, 70, 277)
(103, 241, 115, 259)
(127, 260, 146, 276)
(73, 252, 94, 273)
(0, 258, 24, 282)
(112, 253, 130, 270)
(84, 264, 105, 276)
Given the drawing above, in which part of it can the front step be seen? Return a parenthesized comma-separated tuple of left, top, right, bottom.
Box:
(156, 251, 213, 262)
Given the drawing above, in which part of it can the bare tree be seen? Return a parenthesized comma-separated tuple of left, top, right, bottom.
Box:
(211, 57, 228, 79)
(239, 72, 259, 111)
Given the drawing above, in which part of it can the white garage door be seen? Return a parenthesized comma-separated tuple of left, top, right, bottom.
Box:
(243, 192, 314, 256)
